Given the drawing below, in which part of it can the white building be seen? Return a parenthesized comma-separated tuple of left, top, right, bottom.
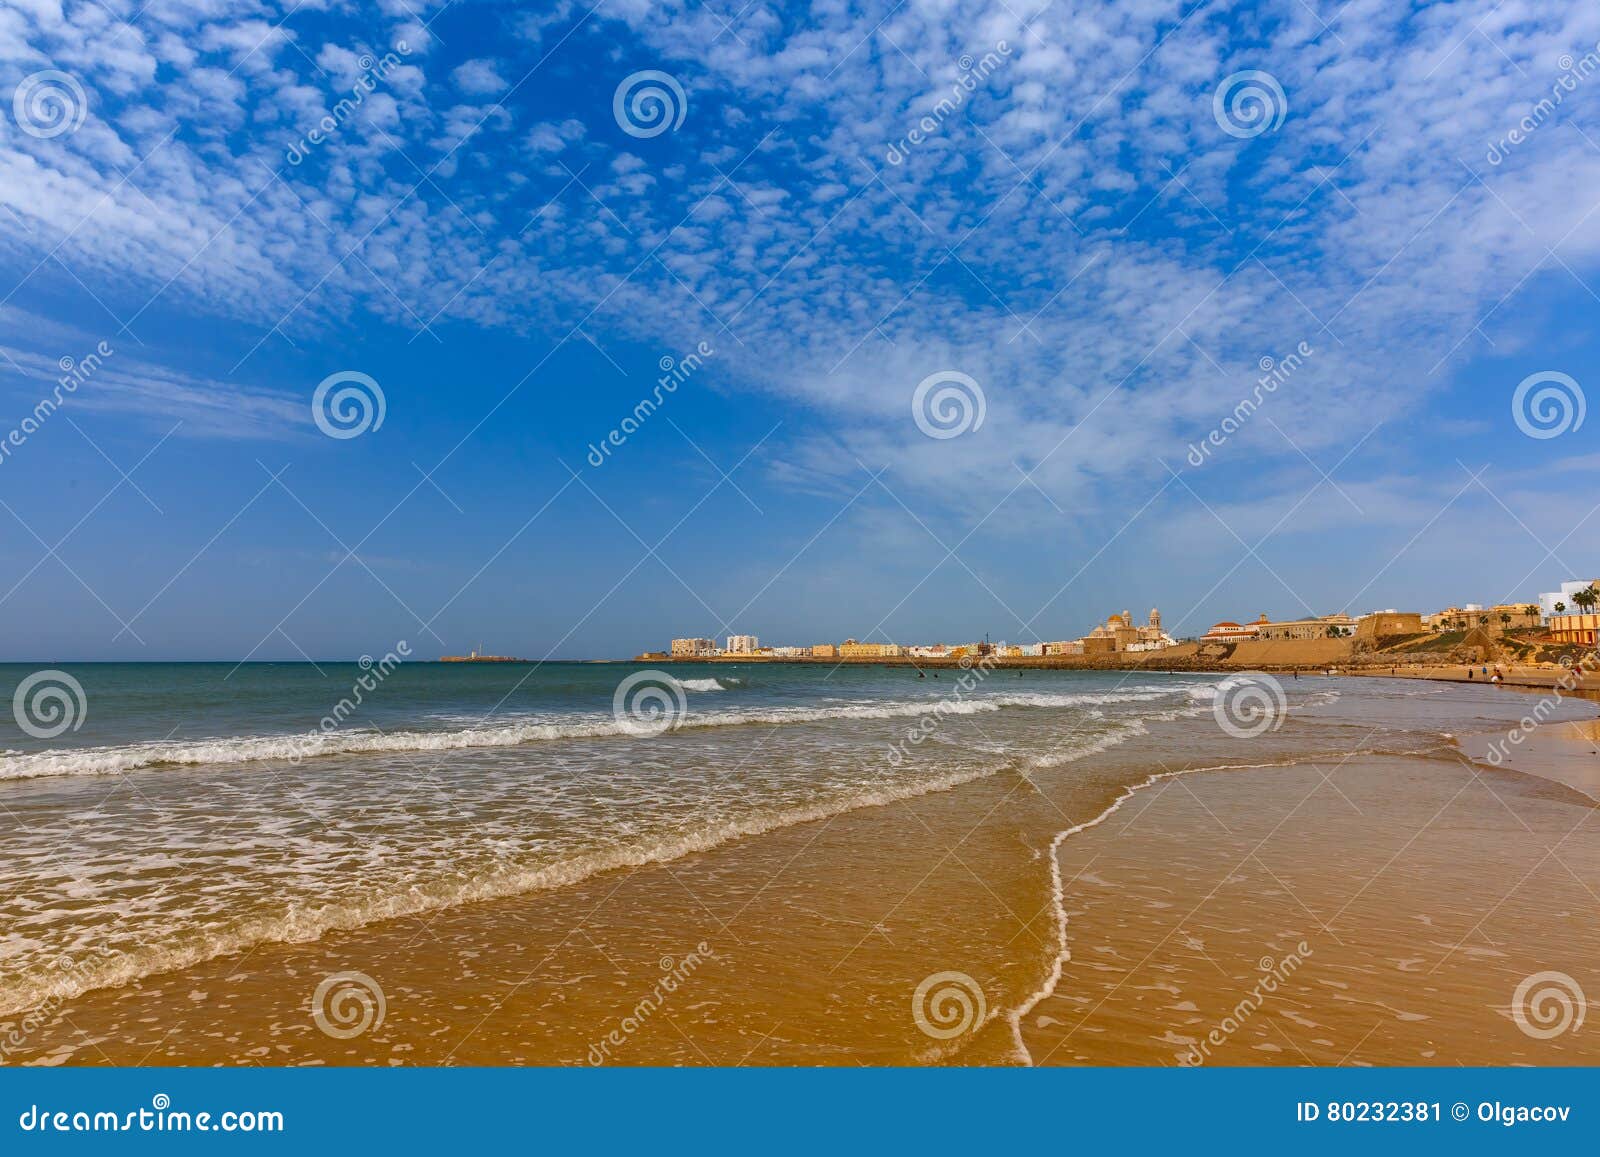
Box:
(1539, 581, 1600, 618)
(771, 646, 806, 657)
(726, 634, 759, 654)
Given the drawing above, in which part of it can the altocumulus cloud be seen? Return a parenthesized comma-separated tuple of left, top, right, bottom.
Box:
(0, 0, 1597, 517)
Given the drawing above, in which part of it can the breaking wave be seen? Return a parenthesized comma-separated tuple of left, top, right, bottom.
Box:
(0, 688, 1188, 782)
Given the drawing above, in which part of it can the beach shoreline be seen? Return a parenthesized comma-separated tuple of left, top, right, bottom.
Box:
(5, 671, 1598, 1068)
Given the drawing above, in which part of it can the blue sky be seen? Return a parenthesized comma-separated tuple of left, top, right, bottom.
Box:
(1, 0, 1599, 660)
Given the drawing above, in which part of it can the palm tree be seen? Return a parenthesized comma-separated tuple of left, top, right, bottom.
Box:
(1556, 601, 1567, 615)
(1478, 615, 1490, 628)
(1575, 588, 1597, 614)
(1500, 612, 1512, 631)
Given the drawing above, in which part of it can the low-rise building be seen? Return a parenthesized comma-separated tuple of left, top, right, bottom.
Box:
(726, 634, 759, 654)
(1200, 620, 1260, 643)
(1257, 614, 1357, 641)
(1041, 640, 1083, 656)
(1539, 581, 1600, 619)
(839, 639, 906, 658)
(771, 646, 807, 658)
(1549, 613, 1600, 645)
(809, 643, 839, 658)
(670, 637, 717, 657)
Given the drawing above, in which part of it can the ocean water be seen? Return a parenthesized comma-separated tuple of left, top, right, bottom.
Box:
(1, 661, 1588, 1064)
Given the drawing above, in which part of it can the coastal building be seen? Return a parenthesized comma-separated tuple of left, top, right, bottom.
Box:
(809, 644, 839, 658)
(908, 644, 952, 659)
(1200, 620, 1260, 643)
(1354, 611, 1424, 641)
(839, 640, 906, 659)
(771, 646, 807, 658)
(1490, 603, 1542, 630)
(1549, 613, 1600, 645)
(1257, 613, 1358, 641)
(726, 634, 759, 654)
(1080, 608, 1175, 653)
(1040, 640, 1083, 656)
(670, 637, 717, 657)
(1539, 581, 1600, 619)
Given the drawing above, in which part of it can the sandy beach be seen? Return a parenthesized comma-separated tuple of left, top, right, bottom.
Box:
(5, 670, 1598, 1067)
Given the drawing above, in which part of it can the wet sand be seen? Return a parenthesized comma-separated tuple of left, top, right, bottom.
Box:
(8, 679, 1600, 1067)
(1023, 750, 1600, 1065)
